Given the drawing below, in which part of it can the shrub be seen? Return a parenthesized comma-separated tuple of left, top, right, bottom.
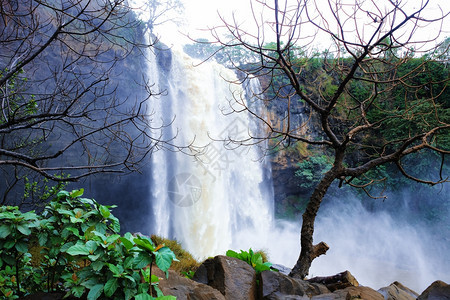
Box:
(151, 235, 200, 275)
(0, 189, 176, 300)
(226, 248, 272, 273)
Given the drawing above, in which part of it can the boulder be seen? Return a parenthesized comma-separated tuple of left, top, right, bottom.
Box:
(307, 270, 359, 292)
(311, 286, 384, 300)
(154, 268, 225, 300)
(418, 280, 450, 300)
(271, 263, 292, 275)
(378, 281, 419, 300)
(258, 269, 330, 299)
(193, 255, 257, 300)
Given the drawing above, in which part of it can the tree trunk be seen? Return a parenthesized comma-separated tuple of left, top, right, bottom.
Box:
(289, 169, 338, 279)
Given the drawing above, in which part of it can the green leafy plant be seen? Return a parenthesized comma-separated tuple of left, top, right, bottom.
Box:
(0, 189, 177, 300)
(226, 248, 272, 273)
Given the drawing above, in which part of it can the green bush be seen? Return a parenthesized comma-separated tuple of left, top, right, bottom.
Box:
(0, 189, 176, 300)
(226, 248, 272, 274)
(151, 235, 200, 275)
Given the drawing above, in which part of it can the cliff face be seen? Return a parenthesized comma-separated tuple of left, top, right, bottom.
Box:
(256, 74, 323, 218)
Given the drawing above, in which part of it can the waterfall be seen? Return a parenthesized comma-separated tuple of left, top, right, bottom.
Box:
(147, 47, 274, 259)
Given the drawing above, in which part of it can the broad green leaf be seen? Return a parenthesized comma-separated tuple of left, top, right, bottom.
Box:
(71, 286, 85, 298)
(134, 252, 153, 269)
(110, 216, 120, 233)
(124, 275, 137, 283)
(226, 250, 239, 258)
(70, 216, 84, 223)
(78, 197, 95, 205)
(57, 190, 70, 199)
(0, 225, 12, 238)
(66, 244, 90, 256)
(106, 234, 120, 244)
(91, 261, 104, 271)
(157, 296, 177, 300)
(88, 254, 101, 261)
(138, 282, 150, 294)
(154, 285, 164, 297)
(134, 237, 155, 252)
(0, 211, 16, 219)
(155, 247, 176, 273)
(104, 278, 119, 297)
(124, 288, 135, 300)
(60, 241, 76, 253)
(94, 222, 107, 234)
(84, 225, 96, 240)
(87, 283, 104, 300)
(134, 292, 152, 300)
(70, 188, 84, 198)
(92, 231, 107, 241)
(80, 277, 100, 289)
(38, 232, 48, 246)
(108, 264, 120, 276)
(15, 241, 28, 253)
(22, 211, 38, 221)
(124, 256, 134, 269)
(2, 254, 15, 265)
(151, 274, 160, 283)
(62, 227, 79, 239)
(58, 209, 75, 217)
(86, 240, 98, 254)
(99, 205, 110, 218)
(4, 240, 15, 249)
(120, 236, 134, 250)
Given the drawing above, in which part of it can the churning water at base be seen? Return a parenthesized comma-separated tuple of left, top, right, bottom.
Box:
(148, 47, 274, 259)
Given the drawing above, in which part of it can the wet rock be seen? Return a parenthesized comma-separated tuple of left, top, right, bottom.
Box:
(193, 255, 257, 300)
(418, 280, 450, 300)
(378, 281, 418, 300)
(270, 263, 292, 275)
(154, 268, 225, 300)
(307, 270, 359, 292)
(311, 286, 384, 300)
(258, 269, 329, 299)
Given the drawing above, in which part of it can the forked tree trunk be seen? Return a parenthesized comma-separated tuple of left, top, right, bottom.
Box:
(289, 169, 338, 279)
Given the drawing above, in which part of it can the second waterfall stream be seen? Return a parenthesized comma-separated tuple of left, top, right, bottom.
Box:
(147, 47, 275, 259)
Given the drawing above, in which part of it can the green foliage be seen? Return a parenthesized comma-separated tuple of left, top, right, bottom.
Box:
(22, 176, 69, 204)
(295, 155, 332, 190)
(0, 189, 176, 299)
(151, 235, 200, 275)
(226, 248, 272, 274)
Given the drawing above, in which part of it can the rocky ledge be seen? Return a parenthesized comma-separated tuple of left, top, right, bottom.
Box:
(156, 255, 450, 300)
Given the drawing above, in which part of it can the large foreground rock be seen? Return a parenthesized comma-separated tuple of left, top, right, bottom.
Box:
(378, 281, 419, 300)
(311, 286, 384, 300)
(154, 268, 225, 300)
(258, 269, 329, 299)
(308, 271, 359, 291)
(418, 280, 450, 300)
(193, 255, 257, 300)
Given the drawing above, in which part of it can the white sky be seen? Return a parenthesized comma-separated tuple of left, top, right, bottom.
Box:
(152, 0, 449, 49)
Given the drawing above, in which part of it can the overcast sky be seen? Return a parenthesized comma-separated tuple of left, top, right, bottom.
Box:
(152, 0, 449, 49)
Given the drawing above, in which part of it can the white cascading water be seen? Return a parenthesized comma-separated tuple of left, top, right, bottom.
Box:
(148, 47, 274, 259)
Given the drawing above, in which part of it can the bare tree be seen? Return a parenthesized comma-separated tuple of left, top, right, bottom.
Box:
(132, 0, 184, 36)
(210, 0, 449, 278)
(0, 0, 174, 205)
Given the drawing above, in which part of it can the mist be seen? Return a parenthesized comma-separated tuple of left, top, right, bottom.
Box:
(240, 188, 450, 294)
